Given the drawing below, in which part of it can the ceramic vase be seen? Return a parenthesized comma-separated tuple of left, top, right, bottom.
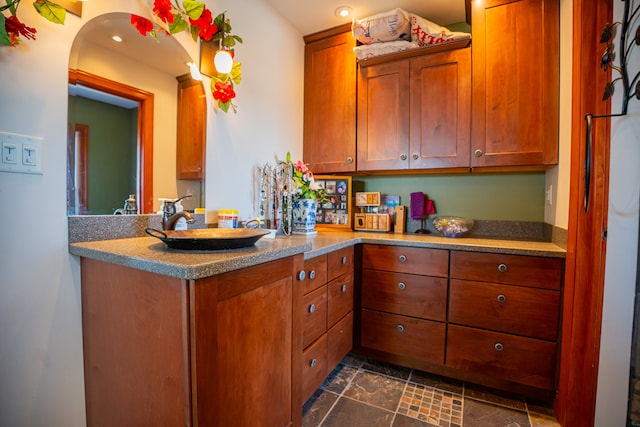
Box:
(292, 198, 317, 235)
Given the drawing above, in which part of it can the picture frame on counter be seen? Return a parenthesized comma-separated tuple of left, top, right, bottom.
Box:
(314, 175, 352, 230)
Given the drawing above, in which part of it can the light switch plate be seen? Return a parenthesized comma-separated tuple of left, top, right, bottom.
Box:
(0, 131, 43, 175)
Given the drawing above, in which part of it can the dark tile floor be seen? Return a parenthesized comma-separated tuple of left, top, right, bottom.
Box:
(303, 354, 560, 427)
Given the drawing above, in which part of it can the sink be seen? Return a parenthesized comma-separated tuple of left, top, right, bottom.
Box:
(145, 228, 271, 250)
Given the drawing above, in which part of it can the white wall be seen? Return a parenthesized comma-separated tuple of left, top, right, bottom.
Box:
(544, 0, 572, 230)
(595, 0, 640, 424)
(0, 1, 303, 426)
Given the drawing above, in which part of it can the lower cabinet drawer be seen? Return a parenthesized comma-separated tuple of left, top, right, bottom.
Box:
(303, 286, 327, 349)
(302, 334, 328, 403)
(446, 324, 557, 390)
(449, 279, 560, 340)
(328, 273, 354, 327)
(361, 309, 445, 364)
(362, 269, 447, 321)
(328, 311, 353, 369)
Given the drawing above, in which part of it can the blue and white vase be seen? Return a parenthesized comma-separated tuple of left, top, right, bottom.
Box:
(292, 198, 317, 235)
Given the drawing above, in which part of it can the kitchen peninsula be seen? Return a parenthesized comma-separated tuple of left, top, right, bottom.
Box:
(69, 229, 564, 426)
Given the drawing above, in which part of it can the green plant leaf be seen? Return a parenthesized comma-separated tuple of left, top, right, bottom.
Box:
(169, 14, 189, 34)
(222, 35, 236, 48)
(33, 0, 66, 25)
(0, 13, 11, 46)
(230, 61, 242, 85)
(182, 0, 204, 20)
(190, 24, 199, 41)
(218, 101, 231, 113)
(232, 35, 243, 44)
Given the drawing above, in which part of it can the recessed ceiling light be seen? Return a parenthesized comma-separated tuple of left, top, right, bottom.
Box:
(335, 6, 352, 18)
(112, 35, 123, 43)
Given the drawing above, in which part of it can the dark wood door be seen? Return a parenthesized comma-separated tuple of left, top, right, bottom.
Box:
(176, 74, 206, 180)
(471, 0, 559, 169)
(303, 24, 357, 173)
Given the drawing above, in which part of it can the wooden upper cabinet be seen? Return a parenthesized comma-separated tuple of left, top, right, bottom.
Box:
(176, 74, 206, 180)
(358, 48, 471, 171)
(303, 24, 357, 173)
(471, 0, 559, 169)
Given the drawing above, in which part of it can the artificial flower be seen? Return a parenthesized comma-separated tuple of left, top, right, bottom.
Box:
(130, 14, 154, 37)
(4, 14, 36, 46)
(212, 81, 235, 104)
(281, 153, 328, 204)
(152, 0, 174, 24)
(189, 7, 217, 41)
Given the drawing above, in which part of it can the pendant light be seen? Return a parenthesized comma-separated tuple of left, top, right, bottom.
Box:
(214, 50, 233, 74)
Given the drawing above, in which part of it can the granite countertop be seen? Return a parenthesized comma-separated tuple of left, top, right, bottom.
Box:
(69, 231, 565, 280)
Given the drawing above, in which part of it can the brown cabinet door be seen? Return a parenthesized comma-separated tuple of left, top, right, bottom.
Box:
(449, 279, 560, 340)
(176, 74, 206, 179)
(362, 244, 449, 277)
(328, 272, 354, 327)
(446, 324, 557, 390)
(361, 309, 445, 364)
(303, 285, 328, 348)
(328, 312, 354, 369)
(450, 250, 563, 290)
(357, 59, 411, 171)
(471, 0, 559, 168)
(303, 254, 328, 295)
(302, 334, 329, 403)
(303, 26, 357, 173)
(409, 48, 471, 169)
(328, 245, 354, 280)
(362, 269, 448, 322)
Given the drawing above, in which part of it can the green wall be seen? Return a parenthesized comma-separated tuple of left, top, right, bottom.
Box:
(354, 172, 545, 222)
(72, 96, 138, 214)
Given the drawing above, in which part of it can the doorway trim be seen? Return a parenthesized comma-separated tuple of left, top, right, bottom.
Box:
(68, 69, 154, 213)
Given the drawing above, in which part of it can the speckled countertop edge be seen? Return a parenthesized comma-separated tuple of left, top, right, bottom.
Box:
(69, 230, 565, 280)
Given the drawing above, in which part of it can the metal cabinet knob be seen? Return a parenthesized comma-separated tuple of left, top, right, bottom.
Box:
(495, 342, 504, 351)
(309, 270, 316, 280)
(474, 149, 484, 157)
(347, 157, 353, 164)
(310, 358, 317, 367)
(497, 263, 508, 273)
(398, 282, 406, 290)
(400, 153, 408, 161)
(497, 294, 506, 303)
(397, 324, 405, 333)
(412, 153, 419, 160)
(309, 304, 315, 313)
(341, 284, 348, 293)
(342, 256, 347, 264)
(298, 270, 306, 281)
(399, 255, 407, 263)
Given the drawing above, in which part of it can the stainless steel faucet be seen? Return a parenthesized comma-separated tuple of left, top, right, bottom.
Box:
(161, 194, 196, 230)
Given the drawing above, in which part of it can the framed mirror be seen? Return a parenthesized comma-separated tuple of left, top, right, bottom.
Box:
(67, 12, 206, 215)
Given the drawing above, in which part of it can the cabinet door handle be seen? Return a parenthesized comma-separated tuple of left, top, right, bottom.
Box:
(497, 294, 506, 303)
(397, 324, 405, 333)
(412, 153, 419, 160)
(309, 270, 316, 280)
(341, 284, 348, 293)
(309, 304, 315, 313)
(298, 270, 306, 281)
(474, 149, 484, 157)
(494, 342, 504, 352)
(398, 282, 406, 290)
(399, 255, 407, 263)
(497, 263, 508, 273)
(310, 358, 317, 367)
(347, 156, 354, 164)
(400, 153, 408, 161)
(342, 256, 347, 264)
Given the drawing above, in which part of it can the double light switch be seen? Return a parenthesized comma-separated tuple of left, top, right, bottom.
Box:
(1, 131, 43, 175)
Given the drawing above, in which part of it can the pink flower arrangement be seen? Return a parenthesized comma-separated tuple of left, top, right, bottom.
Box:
(282, 153, 328, 203)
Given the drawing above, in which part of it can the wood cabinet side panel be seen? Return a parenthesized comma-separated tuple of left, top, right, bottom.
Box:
(81, 258, 190, 427)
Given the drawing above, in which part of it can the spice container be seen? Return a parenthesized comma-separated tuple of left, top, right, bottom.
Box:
(218, 209, 239, 228)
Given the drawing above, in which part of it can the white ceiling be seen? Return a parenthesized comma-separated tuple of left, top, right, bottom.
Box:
(263, 0, 468, 35)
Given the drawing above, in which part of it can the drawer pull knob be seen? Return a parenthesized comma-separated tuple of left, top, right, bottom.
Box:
(495, 342, 504, 351)
(397, 324, 405, 333)
(398, 282, 406, 290)
(474, 149, 484, 157)
(342, 256, 348, 264)
(309, 270, 316, 280)
(298, 270, 306, 281)
(497, 294, 506, 303)
(400, 153, 408, 161)
(310, 358, 317, 367)
(347, 157, 354, 164)
(412, 153, 419, 160)
(341, 284, 348, 293)
(399, 255, 407, 263)
(309, 304, 315, 313)
(497, 263, 508, 273)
